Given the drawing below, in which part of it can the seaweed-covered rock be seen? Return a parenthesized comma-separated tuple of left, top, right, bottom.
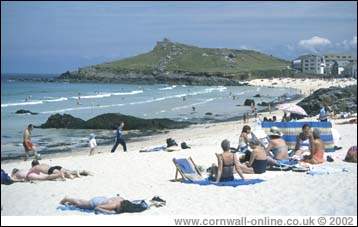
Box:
(244, 99, 255, 106)
(15, 109, 38, 115)
(39, 114, 86, 129)
(39, 113, 191, 130)
(297, 85, 357, 116)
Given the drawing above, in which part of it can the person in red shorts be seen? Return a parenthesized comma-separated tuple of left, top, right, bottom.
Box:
(23, 124, 40, 161)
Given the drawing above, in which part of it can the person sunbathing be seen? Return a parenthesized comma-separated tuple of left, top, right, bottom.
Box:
(209, 139, 245, 183)
(11, 168, 65, 182)
(294, 124, 313, 158)
(30, 160, 92, 179)
(243, 140, 268, 174)
(59, 195, 165, 214)
(265, 127, 289, 166)
(302, 129, 325, 165)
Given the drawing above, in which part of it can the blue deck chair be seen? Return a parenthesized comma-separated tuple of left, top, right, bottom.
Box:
(173, 157, 203, 182)
(261, 121, 335, 152)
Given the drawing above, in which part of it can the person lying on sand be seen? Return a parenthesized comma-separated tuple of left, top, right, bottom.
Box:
(30, 160, 93, 179)
(209, 139, 246, 183)
(11, 168, 65, 182)
(265, 127, 289, 166)
(59, 195, 166, 214)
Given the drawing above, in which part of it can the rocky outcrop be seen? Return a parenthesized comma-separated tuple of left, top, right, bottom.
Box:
(39, 114, 86, 129)
(244, 99, 255, 106)
(297, 85, 357, 116)
(39, 113, 191, 130)
(15, 109, 38, 115)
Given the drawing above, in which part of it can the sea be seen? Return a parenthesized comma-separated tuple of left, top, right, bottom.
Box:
(1, 74, 300, 160)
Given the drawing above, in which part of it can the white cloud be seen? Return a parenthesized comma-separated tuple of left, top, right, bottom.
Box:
(298, 36, 331, 52)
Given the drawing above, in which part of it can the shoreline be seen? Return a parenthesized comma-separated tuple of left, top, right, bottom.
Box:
(1, 77, 357, 216)
(1, 77, 355, 162)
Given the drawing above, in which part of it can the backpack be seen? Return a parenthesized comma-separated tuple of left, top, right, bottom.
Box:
(166, 138, 178, 147)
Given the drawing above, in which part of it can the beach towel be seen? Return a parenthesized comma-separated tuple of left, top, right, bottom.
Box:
(262, 121, 335, 152)
(182, 178, 264, 187)
(307, 166, 348, 176)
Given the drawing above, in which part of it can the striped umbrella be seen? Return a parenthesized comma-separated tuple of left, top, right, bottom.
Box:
(277, 103, 308, 116)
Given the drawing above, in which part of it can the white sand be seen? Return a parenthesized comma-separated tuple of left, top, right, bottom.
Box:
(1, 78, 357, 216)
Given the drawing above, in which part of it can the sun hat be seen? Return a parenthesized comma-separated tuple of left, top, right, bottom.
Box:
(268, 126, 283, 137)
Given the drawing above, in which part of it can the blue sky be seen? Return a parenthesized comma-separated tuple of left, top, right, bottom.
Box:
(1, 1, 357, 74)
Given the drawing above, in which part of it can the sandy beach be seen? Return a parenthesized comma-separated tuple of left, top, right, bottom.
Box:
(1, 78, 357, 217)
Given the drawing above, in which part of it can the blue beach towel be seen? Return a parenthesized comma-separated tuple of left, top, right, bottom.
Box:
(276, 159, 298, 166)
(183, 178, 264, 187)
(57, 205, 95, 214)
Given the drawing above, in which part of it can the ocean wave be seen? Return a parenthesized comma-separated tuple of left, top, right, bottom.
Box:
(44, 97, 68, 102)
(1, 100, 44, 107)
(70, 90, 143, 99)
(159, 85, 177, 90)
(40, 103, 126, 114)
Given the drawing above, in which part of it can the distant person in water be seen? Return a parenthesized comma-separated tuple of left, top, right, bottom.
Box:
(23, 124, 40, 161)
(183, 96, 186, 101)
(89, 133, 98, 156)
(111, 122, 127, 153)
(77, 92, 81, 105)
(192, 107, 196, 112)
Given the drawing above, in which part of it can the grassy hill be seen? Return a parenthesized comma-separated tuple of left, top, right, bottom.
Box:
(96, 39, 289, 74)
(59, 39, 291, 85)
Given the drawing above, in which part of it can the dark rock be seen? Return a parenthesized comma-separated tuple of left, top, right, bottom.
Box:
(297, 85, 357, 116)
(39, 114, 86, 129)
(244, 99, 255, 106)
(253, 94, 261, 97)
(39, 113, 191, 130)
(15, 109, 38, 115)
(205, 112, 213, 116)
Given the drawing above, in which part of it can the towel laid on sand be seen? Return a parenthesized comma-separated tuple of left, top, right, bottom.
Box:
(307, 166, 348, 176)
(182, 178, 264, 187)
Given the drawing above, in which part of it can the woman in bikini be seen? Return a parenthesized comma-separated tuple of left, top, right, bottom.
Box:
(265, 127, 289, 166)
(302, 129, 325, 165)
(209, 139, 246, 183)
(243, 140, 268, 174)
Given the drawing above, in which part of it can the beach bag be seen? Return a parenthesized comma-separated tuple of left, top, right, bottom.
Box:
(181, 142, 191, 149)
(1, 169, 13, 185)
(118, 200, 148, 213)
(166, 138, 178, 147)
(344, 146, 357, 163)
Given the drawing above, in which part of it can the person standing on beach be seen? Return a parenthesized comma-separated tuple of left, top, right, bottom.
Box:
(23, 124, 39, 161)
(77, 92, 81, 105)
(319, 103, 330, 122)
(111, 122, 127, 153)
(89, 133, 97, 156)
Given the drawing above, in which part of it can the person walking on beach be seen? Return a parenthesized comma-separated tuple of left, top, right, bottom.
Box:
(111, 122, 127, 153)
(23, 124, 40, 161)
(89, 133, 97, 156)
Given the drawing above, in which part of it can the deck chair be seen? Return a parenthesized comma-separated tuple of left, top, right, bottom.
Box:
(172, 157, 203, 182)
(261, 121, 335, 152)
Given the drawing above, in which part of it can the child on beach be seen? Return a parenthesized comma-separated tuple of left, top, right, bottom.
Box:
(89, 133, 97, 156)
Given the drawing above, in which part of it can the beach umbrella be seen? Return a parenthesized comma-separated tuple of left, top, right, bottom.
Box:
(277, 103, 308, 116)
